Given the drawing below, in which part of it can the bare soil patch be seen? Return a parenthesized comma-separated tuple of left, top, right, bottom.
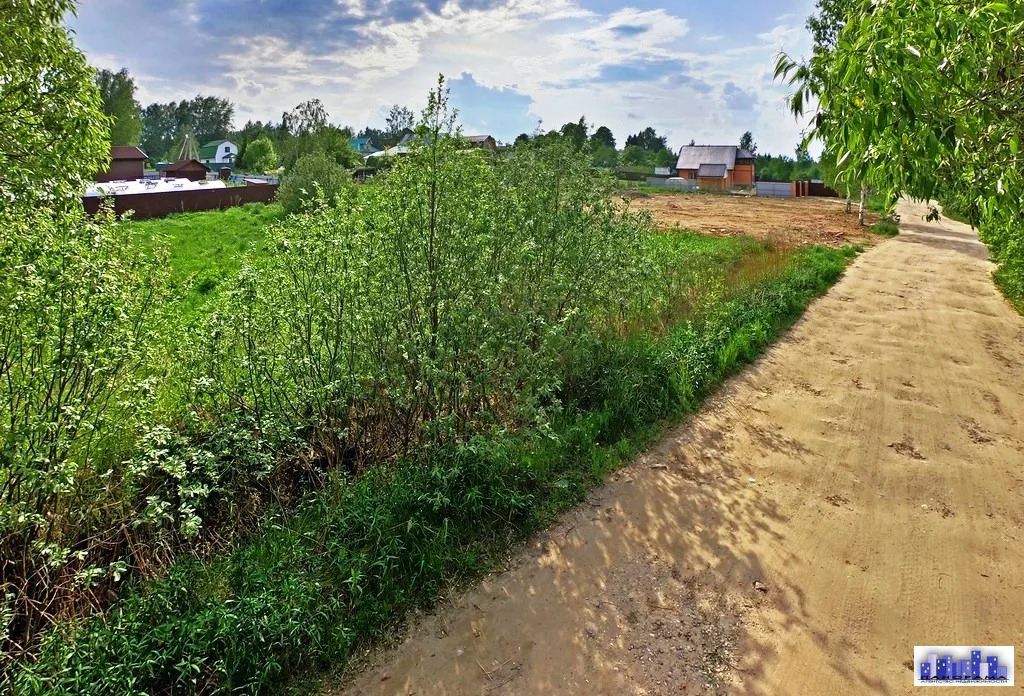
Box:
(629, 192, 878, 247)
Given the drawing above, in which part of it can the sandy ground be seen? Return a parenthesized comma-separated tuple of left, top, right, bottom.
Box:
(629, 193, 879, 247)
(336, 200, 1024, 696)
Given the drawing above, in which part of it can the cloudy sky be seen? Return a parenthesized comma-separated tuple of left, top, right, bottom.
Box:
(69, 0, 819, 156)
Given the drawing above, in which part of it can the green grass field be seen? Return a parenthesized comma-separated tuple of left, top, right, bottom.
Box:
(130, 203, 284, 315)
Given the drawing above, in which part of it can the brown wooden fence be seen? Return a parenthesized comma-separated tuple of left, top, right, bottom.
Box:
(81, 183, 279, 220)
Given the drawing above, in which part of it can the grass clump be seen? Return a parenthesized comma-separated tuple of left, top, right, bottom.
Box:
(870, 219, 899, 237)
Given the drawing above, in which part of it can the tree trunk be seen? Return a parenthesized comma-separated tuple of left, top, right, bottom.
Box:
(845, 196, 852, 214)
(858, 185, 866, 226)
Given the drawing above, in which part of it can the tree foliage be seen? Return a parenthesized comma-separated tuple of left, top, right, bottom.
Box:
(0, 0, 109, 200)
(778, 0, 1024, 298)
(140, 96, 234, 161)
(590, 125, 616, 150)
(240, 136, 277, 172)
(739, 131, 757, 155)
(277, 151, 350, 214)
(94, 68, 142, 146)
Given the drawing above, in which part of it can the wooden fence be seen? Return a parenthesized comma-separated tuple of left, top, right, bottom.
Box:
(82, 183, 278, 220)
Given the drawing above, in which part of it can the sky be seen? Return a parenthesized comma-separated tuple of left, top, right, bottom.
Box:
(69, 0, 820, 156)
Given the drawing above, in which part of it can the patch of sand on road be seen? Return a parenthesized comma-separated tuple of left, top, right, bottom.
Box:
(336, 200, 1024, 696)
(630, 193, 879, 248)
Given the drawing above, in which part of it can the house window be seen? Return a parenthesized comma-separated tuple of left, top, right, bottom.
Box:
(689, 171, 697, 180)
(223, 146, 231, 154)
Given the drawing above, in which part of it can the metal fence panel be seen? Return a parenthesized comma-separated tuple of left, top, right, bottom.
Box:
(646, 177, 697, 191)
(756, 182, 793, 198)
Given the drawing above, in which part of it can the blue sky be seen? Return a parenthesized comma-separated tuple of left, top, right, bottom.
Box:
(70, 0, 819, 155)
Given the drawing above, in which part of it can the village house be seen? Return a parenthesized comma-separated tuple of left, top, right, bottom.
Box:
(198, 139, 238, 166)
(675, 145, 756, 191)
(466, 135, 497, 151)
(95, 145, 148, 182)
(349, 137, 378, 155)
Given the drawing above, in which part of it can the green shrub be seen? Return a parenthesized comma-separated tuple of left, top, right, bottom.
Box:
(277, 152, 349, 214)
(11, 241, 856, 696)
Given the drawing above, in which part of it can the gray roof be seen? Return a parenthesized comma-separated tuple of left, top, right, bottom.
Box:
(676, 145, 754, 171)
(697, 163, 728, 178)
(466, 135, 493, 143)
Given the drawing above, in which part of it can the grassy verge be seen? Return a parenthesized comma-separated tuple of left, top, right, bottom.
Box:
(11, 241, 858, 696)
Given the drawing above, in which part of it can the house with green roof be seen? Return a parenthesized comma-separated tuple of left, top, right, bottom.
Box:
(199, 139, 238, 166)
(349, 137, 377, 156)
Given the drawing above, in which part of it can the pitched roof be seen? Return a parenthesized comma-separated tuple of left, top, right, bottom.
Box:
(676, 145, 740, 171)
(163, 158, 210, 172)
(466, 135, 494, 143)
(697, 163, 728, 178)
(110, 145, 148, 160)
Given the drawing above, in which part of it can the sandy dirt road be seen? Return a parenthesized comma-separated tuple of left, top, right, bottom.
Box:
(338, 200, 1024, 695)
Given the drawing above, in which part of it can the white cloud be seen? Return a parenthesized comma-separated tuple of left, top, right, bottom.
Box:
(71, 1, 817, 155)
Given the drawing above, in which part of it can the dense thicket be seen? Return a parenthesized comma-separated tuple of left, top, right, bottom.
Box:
(779, 0, 1024, 308)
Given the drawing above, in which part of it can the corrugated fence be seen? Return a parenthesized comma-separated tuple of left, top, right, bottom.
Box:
(755, 182, 793, 198)
(82, 183, 279, 220)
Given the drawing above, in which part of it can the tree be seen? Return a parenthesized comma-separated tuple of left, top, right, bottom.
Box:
(739, 131, 758, 155)
(619, 145, 650, 167)
(287, 99, 328, 136)
(688, 139, 696, 146)
(514, 133, 531, 146)
(277, 151, 350, 214)
(591, 144, 618, 168)
(590, 126, 616, 150)
(385, 104, 415, 145)
(1, 0, 108, 200)
(625, 127, 668, 152)
(560, 116, 588, 150)
(2, 0, 166, 650)
(777, 0, 1024, 249)
(94, 68, 142, 146)
(141, 102, 178, 161)
(141, 96, 234, 160)
(185, 95, 234, 144)
(241, 136, 277, 172)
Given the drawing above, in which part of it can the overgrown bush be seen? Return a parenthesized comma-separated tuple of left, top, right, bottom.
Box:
(10, 242, 856, 696)
(0, 204, 168, 659)
(277, 152, 349, 214)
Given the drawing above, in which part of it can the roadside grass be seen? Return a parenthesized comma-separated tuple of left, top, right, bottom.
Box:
(993, 267, 1024, 315)
(130, 202, 284, 316)
(870, 219, 899, 237)
(12, 232, 859, 696)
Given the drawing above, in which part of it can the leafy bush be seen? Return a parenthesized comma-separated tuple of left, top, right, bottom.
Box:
(0, 204, 167, 660)
(10, 241, 856, 696)
(239, 136, 277, 173)
(277, 152, 349, 214)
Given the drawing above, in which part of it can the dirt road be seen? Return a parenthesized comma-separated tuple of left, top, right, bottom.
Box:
(339, 200, 1024, 695)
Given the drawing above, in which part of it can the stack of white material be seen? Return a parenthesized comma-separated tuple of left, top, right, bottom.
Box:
(84, 178, 226, 197)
